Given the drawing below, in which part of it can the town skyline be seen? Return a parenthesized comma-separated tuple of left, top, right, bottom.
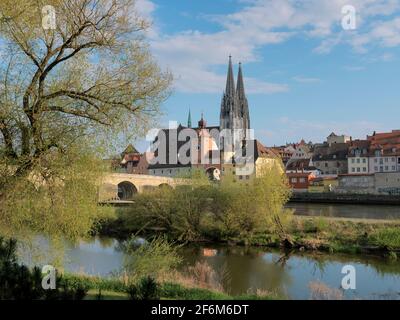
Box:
(132, 0, 400, 150)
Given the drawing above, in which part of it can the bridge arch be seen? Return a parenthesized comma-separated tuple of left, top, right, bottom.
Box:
(117, 181, 138, 200)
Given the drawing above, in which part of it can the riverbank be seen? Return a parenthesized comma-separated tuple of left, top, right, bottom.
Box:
(99, 212, 400, 258)
(290, 192, 400, 205)
(63, 274, 280, 300)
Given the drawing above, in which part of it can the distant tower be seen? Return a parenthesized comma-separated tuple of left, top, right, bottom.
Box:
(187, 108, 192, 128)
(220, 55, 237, 132)
(236, 62, 250, 134)
(219, 56, 250, 142)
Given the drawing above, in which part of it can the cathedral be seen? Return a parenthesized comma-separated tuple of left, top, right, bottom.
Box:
(220, 56, 251, 140)
(146, 57, 277, 180)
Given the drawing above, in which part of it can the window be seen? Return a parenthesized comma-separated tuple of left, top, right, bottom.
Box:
(239, 176, 243, 180)
(352, 168, 355, 172)
(380, 166, 384, 172)
(357, 167, 360, 172)
(374, 159, 378, 163)
(374, 166, 378, 171)
(392, 157, 396, 162)
(351, 159, 355, 164)
(356, 159, 360, 164)
(385, 158, 389, 163)
(362, 159, 366, 163)
(291, 178, 297, 183)
(363, 167, 367, 172)
(299, 178, 306, 183)
(385, 166, 388, 171)
(246, 176, 250, 180)
(392, 166, 396, 171)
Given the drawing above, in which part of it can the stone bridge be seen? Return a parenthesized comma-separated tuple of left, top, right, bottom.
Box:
(98, 173, 178, 202)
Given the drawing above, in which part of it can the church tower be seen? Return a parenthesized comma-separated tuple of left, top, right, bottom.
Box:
(219, 56, 250, 139)
(236, 62, 250, 133)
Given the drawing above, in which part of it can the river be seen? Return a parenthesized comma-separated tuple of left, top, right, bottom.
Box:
(288, 202, 400, 220)
(23, 203, 400, 300)
(48, 236, 399, 300)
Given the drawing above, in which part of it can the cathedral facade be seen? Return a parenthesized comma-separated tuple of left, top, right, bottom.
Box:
(147, 57, 278, 180)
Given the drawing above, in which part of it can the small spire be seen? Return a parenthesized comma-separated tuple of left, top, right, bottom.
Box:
(236, 61, 245, 99)
(225, 55, 235, 97)
(187, 108, 192, 128)
(198, 112, 206, 129)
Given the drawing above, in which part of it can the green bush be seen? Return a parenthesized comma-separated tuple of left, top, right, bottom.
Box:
(0, 237, 88, 300)
(122, 236, 182, 282)
(126, 276, 160, 300)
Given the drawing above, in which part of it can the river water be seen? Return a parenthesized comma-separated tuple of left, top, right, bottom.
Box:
(55, 236, 400, 300)
(24, 203, 400, 300)
(288, 202, 400, 220)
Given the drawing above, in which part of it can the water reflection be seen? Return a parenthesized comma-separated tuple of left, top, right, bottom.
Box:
(55, 238, 400, 299)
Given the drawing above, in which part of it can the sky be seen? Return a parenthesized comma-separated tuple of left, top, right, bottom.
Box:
(134, 0, 400, 150)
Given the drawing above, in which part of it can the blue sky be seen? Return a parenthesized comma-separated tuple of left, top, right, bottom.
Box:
(134, 0, 400, 150)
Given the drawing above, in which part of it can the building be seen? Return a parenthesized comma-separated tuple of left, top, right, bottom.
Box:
(287, 172, 316, 192)
(312, 138, 349, 175)
(148, 117, 220, 179)
(327, 132, 351, 146)
(348, 140, 370, 174)
(269, 146, 293, 165)
(287, 140, 313, 162)
(367, 130, 400, 173)
(285, 158, 319, 175)
(220, 57, 250, 141)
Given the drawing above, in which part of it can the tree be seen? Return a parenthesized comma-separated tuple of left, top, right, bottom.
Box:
(0, 0, 172, 239)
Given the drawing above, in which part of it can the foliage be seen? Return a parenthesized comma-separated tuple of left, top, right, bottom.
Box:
(122, 236, 182, 282)
(0, 144, 114, 241)
(119, 164, 291, 241)
(0, 237, 88, 300)
(369, 228, 400, 249)
(125, 276, 160, 300)
(0, 0, 171, 240)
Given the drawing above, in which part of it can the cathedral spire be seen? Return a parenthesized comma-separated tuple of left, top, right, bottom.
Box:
(225, 55, 235, 97)
(187, 108, 192, 128)
(236, 62, 245, 100)
(236, 62, 250, 132)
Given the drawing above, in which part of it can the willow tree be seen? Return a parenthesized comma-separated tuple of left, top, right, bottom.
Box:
(0, 0, 172, 240)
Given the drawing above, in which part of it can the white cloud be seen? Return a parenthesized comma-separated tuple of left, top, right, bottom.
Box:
(292, 76, 321, 83)
(140, 0, 400, 94)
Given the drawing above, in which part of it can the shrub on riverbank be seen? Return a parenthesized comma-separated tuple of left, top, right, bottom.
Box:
(103, 165, 292, 242)
(121, 236, 182, 283)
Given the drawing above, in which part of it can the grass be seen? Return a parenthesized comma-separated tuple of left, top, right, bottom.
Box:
(235, 217, 400, 256)
(368, 227, 400, 249)
(64, 274, 281, 300)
